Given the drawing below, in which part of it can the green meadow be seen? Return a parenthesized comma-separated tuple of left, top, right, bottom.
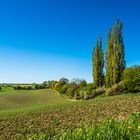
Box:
(0, 89, 69, 112)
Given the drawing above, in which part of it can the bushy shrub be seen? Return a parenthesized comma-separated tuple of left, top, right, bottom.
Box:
(79, 80, 87, 90)
(86, 83, 96, 94)
(27, 86, 32, 90)
(67, 82, 79, 98)
(47, 81, 58, 89)
(15, 85, 33, 90)
(94, 87, 106, 96)
(35, 84, 40, 89)
(58, 84, 68, 94)
(123, 66, 140, 92)
(106, 82, 125, 96)
(82, 83, 97, 99)
(55, 80, 66, 91)
(83, 91, 94, 99)
(74, 92, 81, 100)
(84, 87, 105, 99)
(14, 86, 23, 90)
(79, 90, 84, 98)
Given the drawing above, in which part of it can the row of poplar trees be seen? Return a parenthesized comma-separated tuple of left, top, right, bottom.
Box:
(92, 19, 126, 88)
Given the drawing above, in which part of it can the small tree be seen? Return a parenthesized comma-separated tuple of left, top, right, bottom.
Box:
(79, 80, 87, 90)
(123, 66, 140, 92)
(35, 84, 40, 89)
(67, 82, 79, 98)
(59, 78, 69, 84)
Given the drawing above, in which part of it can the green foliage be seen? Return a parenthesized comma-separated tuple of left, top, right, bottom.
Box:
(86, 83, 96, 95)
(94, 87, 106, 96)
(79, 80, 87, 90)
(55, 116, 140, 140)
(123, 66, 140, 92)
(59, 77, 69, 84)
(14, 85, 33, 90)
(106, 19, 125, 87)
(47, 80, 58, 89)
(54, 78, 69, 94)
(92, 37, 104, 87)
(58, 84, 68, 94)
(106, 81, 126, 96)
(42, 81, 48, 88)
(84, 87, 105, 100)
(34, 84, 40, 89)
(67, 82, 79, 98)
(82, 83, 96, 99)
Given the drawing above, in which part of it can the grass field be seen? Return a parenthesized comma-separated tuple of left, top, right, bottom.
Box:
(0, 89, 70, 111)
(0, 90, 140, 139)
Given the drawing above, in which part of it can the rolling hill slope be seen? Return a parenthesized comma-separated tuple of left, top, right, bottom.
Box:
(0, 89, 69, 111)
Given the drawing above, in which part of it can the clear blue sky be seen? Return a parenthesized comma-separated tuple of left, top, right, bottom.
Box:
(0, 0, 140, 83)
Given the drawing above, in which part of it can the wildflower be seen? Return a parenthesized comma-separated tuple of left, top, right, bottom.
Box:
(138, 126, 140, 129)
(128, 126, 132, 129)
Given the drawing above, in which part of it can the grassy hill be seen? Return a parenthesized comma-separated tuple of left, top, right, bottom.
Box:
(0, 90, 139, 139)
(0, 89, 70, 111)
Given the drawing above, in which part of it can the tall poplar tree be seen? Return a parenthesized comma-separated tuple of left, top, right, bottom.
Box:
(106, 29, 113, 87)
(92, 37, 104, 87)
(116, 20, 126, 82)
(105, 19, 125, 87)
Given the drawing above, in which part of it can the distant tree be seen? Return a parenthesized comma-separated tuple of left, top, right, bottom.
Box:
(27, 86, 32, 90)
(71, 78, 81, 85)
(92, 37, 104, 87)
(42, 81, 48, 88)
(79, 80, 87, 90)
(35, 84, 40, 89)
(55, 78, 68, 94)
(59, 84, 68, 94)
(59, 78, 69, 84)
(47, 81, 58, 89)
(67, 82, 79, 98)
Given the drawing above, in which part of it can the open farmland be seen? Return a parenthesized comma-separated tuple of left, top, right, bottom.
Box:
(0, 90, 139, 139)
(0, 89, 69, 111)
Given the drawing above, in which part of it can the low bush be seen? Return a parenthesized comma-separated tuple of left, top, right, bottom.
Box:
(94, 87, 106, 96)
(27, 86, 32, 90)
(67, 82, 79, 98)
(106, 82, 126, 96)
(74, 92, 81, 100)
(83, 90, 94, 99)
(83, 87, 105, 100)
(58, 84, 68, 94)
(15, 85, 33, 90)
